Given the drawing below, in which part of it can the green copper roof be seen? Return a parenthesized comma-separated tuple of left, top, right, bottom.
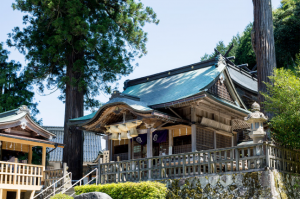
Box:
(123, 64, 226, 106)
(0, 111, 27, 123)
(69, 112, 97, 121)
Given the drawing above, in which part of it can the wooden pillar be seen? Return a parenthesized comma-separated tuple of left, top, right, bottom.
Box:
(28, 145, 33, 164)
(106, 136, 112, 161)
(42, 146, 46, 167)
(147, 128, 153, 158)
(128, 139, 131, 160)
(16, 189, 21, 199)
(110, 140, 113, 162)
(168, 129, 173, 155)
(232, 136, 234, 147)
(191, 106, 197, 152)
(147, 128, 152, 179)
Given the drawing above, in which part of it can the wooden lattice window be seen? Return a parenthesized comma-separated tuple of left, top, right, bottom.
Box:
(216, 134, 231, 148)
(196, 127, 214, 151)
(208, 79, 234, 103)
(173, 135, 191, 154)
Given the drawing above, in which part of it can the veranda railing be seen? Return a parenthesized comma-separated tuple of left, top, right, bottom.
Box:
(98, 142, 300, 184)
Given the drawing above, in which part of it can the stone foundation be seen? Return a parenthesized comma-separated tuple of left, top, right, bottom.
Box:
(162, 169, 300, 199)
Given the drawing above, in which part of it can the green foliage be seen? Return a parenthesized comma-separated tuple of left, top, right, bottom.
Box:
(8, 0, 159, 110)
(200, 23, 256, 70)
(235, 23, 256, 70)
(50, 193, 73, 199)
(262, 66, 300, 148)
(273, 0, 300, 68)
(0, 43, 41, 123)
(31, 146, 49, 165)
(74, 181, 167, 199)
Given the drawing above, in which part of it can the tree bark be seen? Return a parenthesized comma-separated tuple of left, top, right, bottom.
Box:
(252, 0, 276, 118)
(63, 53, 84, 181)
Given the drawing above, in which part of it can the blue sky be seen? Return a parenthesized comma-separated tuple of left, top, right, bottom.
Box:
(0, 0, 282, 126)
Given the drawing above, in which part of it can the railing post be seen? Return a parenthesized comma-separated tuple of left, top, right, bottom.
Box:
(207, 152, 211, 174)
(148, 159, 152, 180)
(265, 142, 270, 168)
(98, 158, 101, 184)
(53, 184, 56, 196)
(138, 160, 141, 181)
(117, 163, 121, 183)
(13, 161, 17, 185)
(183, 155, 187, 177)
(62, 162, 67, 189)
(96, 168, 98, 185)
(235, 148, 239, 171)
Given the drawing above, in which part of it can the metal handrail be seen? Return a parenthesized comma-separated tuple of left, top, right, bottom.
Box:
(61, 168, 98, 195)
(33, 172, 72, 199)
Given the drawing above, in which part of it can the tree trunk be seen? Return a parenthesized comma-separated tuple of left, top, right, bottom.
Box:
(63, 53, 84, 181)
(252, 0, 276, 118)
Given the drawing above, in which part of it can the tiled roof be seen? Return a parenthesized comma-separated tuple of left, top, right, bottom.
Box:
(227, 66, 257, 93)
(123, 64, 226, 106)
(45, 126, 103, 163)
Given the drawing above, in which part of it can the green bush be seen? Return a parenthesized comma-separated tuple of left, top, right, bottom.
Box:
(50, 193, 73, 199)
(74, 181, 167, 199)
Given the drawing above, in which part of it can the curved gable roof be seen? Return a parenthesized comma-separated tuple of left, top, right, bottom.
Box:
(123, 63, 226, 106)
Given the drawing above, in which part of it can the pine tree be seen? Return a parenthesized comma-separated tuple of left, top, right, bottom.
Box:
(0, 43, 40, 121)
(8, 0, 159, 180)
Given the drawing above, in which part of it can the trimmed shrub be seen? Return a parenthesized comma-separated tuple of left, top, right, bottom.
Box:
(50, 193, 73, 199)
(74, 181, 167, 199)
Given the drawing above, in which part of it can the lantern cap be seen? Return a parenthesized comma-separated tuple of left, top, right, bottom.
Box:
(251, 102, 260, 112)
(244, 102, 268, 123)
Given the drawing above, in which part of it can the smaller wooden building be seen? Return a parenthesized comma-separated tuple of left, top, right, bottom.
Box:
(0, 106, 64, 199)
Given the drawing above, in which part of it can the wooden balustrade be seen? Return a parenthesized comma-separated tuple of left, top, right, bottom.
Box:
(0, 161, 44, 187)
(44, 169, 64, 188)
(268, 143, 300, 173)
(98, 142, 300, 184)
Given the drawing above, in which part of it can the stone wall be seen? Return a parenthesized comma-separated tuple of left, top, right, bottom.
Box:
(162, 169, 300, 199)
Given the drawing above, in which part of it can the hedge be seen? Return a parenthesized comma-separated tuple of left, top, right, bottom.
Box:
(74, 181, 167, 199)
(50, 193, 73, 199)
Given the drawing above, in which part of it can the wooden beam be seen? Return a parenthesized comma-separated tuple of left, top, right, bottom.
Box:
(196, 105, 232, 120)
(0, 136, 60, 148)
(42, 146, 46, 167)
(168, 107, 182, 119)
(28, 145, 33, 164)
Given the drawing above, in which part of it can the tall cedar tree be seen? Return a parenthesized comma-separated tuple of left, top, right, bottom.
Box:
(8, 0, 159, 179)
(0, 43, 40, 120)
(252, 0, 277, 117)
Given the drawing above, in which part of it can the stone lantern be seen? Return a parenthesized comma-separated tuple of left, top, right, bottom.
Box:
(244, 102, 268, 144)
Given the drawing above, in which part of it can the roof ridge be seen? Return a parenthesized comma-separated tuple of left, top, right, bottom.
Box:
(228, 64, 257, 81)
